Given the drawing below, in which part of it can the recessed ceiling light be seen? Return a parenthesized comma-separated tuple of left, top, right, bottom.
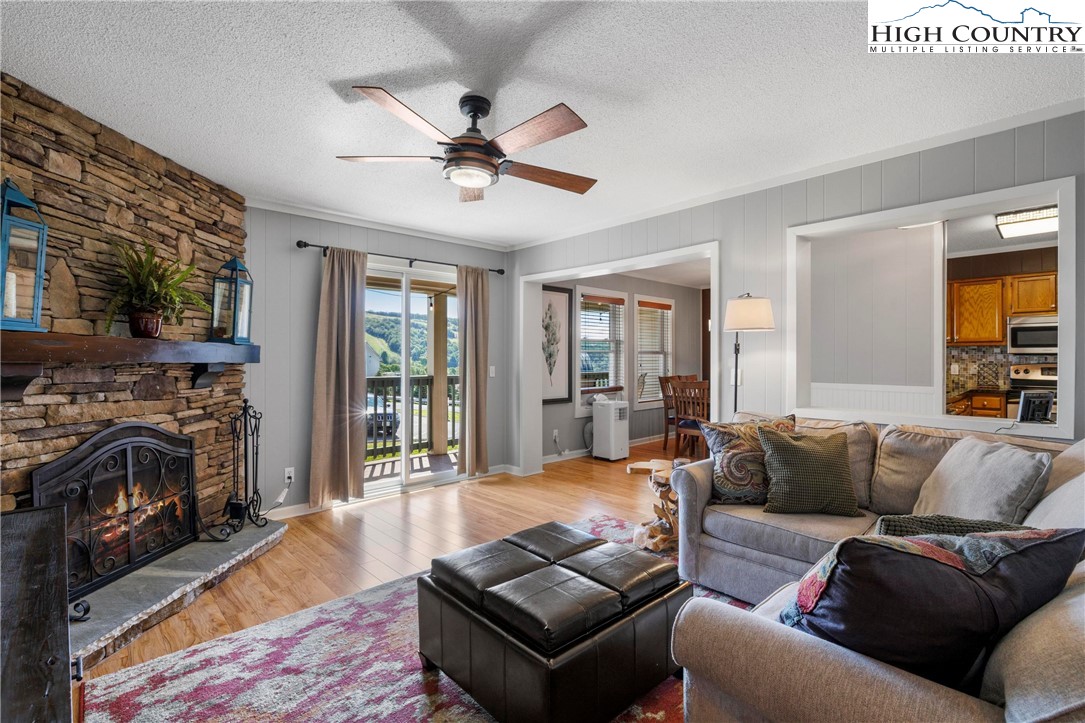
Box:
(995, 206, 1058, 239)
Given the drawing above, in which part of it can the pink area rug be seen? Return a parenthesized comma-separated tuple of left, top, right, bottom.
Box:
(84, 515, 750, 722)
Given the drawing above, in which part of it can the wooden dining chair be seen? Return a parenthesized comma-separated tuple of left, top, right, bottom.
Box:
(659, 374, 697, 452)
(671, 379, 711, 459)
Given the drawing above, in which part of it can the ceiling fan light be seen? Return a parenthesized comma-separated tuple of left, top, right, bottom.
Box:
(445, 165, 496, 189)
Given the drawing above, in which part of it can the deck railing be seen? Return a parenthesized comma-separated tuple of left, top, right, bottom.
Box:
(366, 375, 460, 460)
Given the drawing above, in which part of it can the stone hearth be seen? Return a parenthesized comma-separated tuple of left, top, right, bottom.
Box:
(71, 521, 286, 669)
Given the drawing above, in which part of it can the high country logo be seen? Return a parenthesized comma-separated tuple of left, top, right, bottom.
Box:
(869, 0, 1083, 52)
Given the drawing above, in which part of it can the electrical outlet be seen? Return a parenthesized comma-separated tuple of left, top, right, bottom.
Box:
(552, 429, 559, 442)
(284, 467, 295, 488)
(489, 365, 496, 378)
(950, 363, 960, 375)
(969, 363, 978, 374)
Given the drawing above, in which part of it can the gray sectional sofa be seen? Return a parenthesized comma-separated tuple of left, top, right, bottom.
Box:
(670, 415, 1085, 721)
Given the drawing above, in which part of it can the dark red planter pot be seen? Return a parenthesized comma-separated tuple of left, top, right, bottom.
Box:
(128, 311, 163, 339)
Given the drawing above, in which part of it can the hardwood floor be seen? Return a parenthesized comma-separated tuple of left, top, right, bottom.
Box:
(87, 442, 681, 679)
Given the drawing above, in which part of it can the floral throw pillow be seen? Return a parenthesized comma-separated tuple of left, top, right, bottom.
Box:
(699, 415, 796, 504)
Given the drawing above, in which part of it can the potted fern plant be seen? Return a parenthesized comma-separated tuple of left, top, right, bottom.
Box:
(104, 241, 210, 338)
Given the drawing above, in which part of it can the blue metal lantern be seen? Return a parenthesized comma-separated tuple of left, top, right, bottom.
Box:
(209, 257, 253, 344)
(1, 179, 48, 332)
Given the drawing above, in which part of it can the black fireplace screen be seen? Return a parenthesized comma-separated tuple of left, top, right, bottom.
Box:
(31, 423, 198, 602)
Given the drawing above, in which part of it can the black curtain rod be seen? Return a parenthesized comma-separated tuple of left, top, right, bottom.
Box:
(295, 240, 505, 275)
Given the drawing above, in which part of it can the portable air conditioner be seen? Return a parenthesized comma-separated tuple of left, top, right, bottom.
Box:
(592, 400, 629, 461)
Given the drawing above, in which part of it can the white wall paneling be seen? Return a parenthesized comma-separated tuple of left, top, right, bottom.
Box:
(511, 111, 1083, 446)
(787, 176, 1077, 439)
(244, 209, 510, 509)
(809, 384, 940, 417)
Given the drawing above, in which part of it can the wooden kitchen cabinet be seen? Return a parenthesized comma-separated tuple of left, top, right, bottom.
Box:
(1008, 272, 1057, 316)
(949, 278, 1005, 345)
(946, 397, 971, 416)
(970, 392, 1006, 417)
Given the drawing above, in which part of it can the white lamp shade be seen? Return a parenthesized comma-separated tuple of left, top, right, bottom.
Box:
(723, 295, 775, 331)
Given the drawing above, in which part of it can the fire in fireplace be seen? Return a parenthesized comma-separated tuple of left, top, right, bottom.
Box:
(31, 423, 198, 614)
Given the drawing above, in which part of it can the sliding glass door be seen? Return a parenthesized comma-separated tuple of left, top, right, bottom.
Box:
(363, 267, 460, 496)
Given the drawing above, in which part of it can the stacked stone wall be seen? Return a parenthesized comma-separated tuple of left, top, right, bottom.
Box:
(1, 73, 247, 516)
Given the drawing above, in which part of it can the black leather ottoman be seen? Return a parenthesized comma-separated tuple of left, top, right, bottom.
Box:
(418, 521, 693, 723)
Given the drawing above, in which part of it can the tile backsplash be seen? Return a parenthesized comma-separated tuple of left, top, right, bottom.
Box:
(945, 347, 1057, 396)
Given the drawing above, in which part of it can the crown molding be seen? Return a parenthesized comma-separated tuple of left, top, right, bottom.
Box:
(244, 197, 511, 254)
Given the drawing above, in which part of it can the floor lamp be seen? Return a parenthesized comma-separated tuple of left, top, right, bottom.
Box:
(723, 293, 775, 414)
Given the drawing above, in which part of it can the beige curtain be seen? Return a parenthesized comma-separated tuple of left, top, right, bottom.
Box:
(309, 248, 368, 507)
(457, 265, 489, 476)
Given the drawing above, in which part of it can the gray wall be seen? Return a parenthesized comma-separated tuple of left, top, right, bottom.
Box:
(540, 273, 703, 456)
(510, 111, 1085, 468)
(244, 208, 510, 509)
(810, 226, 937, 386)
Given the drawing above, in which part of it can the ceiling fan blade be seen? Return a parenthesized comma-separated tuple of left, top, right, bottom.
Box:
(502, 162, 597, 195)
(352, 86, 452, 144)
(459, 187, 484, 203)
(489, 104, 586, 156)
(337, 156, 443, 163)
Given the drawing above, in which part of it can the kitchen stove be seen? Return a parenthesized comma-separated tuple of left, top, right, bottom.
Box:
(1007, 363, 1057, 422)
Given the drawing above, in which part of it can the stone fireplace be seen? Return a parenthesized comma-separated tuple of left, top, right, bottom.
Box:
(1, 73, 248, 520)
(32, 422, 198, 604)
(0, 74, 283, 666)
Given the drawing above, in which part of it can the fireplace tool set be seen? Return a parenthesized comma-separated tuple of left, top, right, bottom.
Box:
(197, 398, 271, 541)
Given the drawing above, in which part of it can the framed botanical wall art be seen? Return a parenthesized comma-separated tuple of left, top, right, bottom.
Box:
(541, 285, 573, 404)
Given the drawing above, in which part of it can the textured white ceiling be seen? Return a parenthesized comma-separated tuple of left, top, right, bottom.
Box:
(620, 260, 712, 289)
(2, 2, 1082, 248)
(947, 213, 1058, 256)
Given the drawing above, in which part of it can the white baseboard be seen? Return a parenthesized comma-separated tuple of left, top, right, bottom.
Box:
(265, 502, 326, 521)
(543, 448, 589, 465)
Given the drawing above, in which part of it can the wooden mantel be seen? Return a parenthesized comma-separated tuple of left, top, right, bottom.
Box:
(0, 331, 260, 399)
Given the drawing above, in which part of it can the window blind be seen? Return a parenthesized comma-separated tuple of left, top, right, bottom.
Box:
(579, 296, 625, 392)
(635, 298, 673, 402)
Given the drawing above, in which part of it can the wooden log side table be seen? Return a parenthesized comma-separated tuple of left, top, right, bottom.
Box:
(630, 459, 686, 552)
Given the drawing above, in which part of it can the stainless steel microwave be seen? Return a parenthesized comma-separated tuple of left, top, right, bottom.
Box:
(1007, 316, 1058, 354)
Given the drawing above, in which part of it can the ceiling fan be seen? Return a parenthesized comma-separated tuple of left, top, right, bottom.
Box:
(338, 87, 597, 203)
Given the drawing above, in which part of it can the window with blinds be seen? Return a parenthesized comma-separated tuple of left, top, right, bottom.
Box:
(579, 292, 625, 393)
(635, 296, 674, 403)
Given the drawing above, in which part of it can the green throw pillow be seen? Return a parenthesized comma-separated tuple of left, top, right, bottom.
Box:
(759, 428, 862, 517)
(875, 514, 1033, 537)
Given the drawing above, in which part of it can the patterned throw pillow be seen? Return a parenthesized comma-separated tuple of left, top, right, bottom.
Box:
(699, 416, 795, 504)
(875, 514, 1033, 537)
(779, 528, 1085, 688)
(758, 428, 861, 517)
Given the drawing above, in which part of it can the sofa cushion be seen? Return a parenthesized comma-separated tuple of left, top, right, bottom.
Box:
(1024, 469, 1085, 530)
(760, 428, 862, 517)
(980, 561, 1085, 722)
(700, 416, 796, 505)
(702, 504, 878, 565)
(1044, 439, 1085, 497)
(913, 437, 1053, 524)
(779, 529, 1085, 688)
(869, 425, 1067, 515)
(751, 581, 800, 621)
(789, 419, 878, 509)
